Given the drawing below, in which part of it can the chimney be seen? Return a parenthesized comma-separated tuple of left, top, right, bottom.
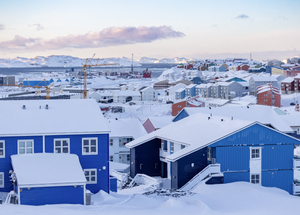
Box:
(22, 105, 26, 109)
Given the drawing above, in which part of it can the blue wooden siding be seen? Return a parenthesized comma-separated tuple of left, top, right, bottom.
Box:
(176, 147, 207, 188)
(216, 146, 250, 172)
(262, 170, 293, 195)
(0, 136, 43, 192)
(172, 109, 189, 122)
(45, 133, 109, 194)
(261, 145, 294, 170)
(131, 138, 161, 177)
(109, 177, 117, 192)
(210, 124, 300, 148)
(223, 172, 249, 183)
(20, 185, 84, 205)
(0, 133, 109, 194)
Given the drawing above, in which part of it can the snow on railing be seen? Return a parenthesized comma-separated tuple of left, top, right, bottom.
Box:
(129, 174, 161, 190)
(180, 163, 222, 191)
(294, 158, 300, 169)
(111, 169, 129, 189)
(293, 183, 300, 195)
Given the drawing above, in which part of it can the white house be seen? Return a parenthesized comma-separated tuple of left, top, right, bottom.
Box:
(139, 86, 158, 101)
(113, 91, 141, 103)
(107, 118, 147, 164)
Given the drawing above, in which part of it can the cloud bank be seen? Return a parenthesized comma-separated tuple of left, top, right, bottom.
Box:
(235, 14, 249, 19)
(0, 26, 185, 52)
(0, 24, 5, 30)
(29, 24, 44, 31)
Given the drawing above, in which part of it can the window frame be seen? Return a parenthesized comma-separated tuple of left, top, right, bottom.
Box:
(0, 140, 5, 158)
(109, 139, 113, 146)
(0, 172, 4, 188)
(170, 142, 174, 154)
(250, 147, 261, 160)
(82, 138, 98, 155)
(250, 174, 260, 185)
(54, 138, 70, 154)
(84, 169, 97, 184)
(18, 140, 34, 154)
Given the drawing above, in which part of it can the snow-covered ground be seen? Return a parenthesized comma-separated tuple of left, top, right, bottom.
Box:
(1, 182, 300, 214)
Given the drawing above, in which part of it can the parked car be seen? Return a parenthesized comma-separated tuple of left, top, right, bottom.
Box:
(166, 101, 174, 104)
(290, 102, 296, 106)
(129, 102, 136, 106)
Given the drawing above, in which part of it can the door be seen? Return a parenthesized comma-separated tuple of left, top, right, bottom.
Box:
(249, 147, 261, 185)
(161, 161, 168, 178)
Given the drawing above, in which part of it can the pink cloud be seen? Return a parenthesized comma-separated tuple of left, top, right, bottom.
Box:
(0, 26, 185, 52)
(0, 24, 5, 30)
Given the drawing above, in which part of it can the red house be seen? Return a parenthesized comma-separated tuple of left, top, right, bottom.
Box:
(143, 116, 172, 133)
(236, 64, 250, 71)
(257, 84, 280, 107)
(172, 97, 205, 116)
(281, 77, 295, 94)
(294, 74, 300, 93)
(185, 64, 193, 70)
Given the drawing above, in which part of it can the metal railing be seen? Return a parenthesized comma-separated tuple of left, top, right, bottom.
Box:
(111, 169, 129, 189)
(180, 163, 222, 191)
(129, 174, 161, 190)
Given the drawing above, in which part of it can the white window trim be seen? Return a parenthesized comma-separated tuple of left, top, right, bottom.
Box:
(54, 138, 70, 154)
(0, 172, 4, 188)
(18, 140, 34, 154)
(82, 138, 98, 155)
(84, 169, 97, 184)
(0, 140, 5, 158)
(250, 147, 261, 160)
(250, 173, 261, 185)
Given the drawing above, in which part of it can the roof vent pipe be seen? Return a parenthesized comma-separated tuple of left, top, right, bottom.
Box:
(22, 105, 26, 109)
(210, 113, 212, 117)
(46, 104, 49, 110)
(208, 117, 210, 120)
(231, 117, 233, 120)
(221, 119, 223, 121)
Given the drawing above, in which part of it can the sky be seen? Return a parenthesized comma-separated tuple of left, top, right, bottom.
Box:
(0, 0, 300, 61)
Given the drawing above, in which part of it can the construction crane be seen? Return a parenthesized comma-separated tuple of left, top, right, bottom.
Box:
(82, 57, 119, 99)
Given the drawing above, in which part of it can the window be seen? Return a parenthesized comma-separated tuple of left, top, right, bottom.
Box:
(297, 128, 300, 135)
(18, 140, 33, 154)
(109, 139, 113, 146)
(207, 147, 212, 161)
(82, 138, 98, 155)
(0, 141, 4, 158)
(54, 139, 69, 153)
(162, 140, 168, 151)
(127, 155, 130, 161)
(170, 142, 174, 154)
(251, 174, 260, 184)
(84, 169, 97, 184)
(181, 144, 185, 149)
(109, 156, 114, 162)
(127, 138, 133, 143)
(0, 172, 3, 188)
(251, 148, 260, 159)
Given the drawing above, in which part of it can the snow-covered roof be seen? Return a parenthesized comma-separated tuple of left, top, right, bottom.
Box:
(186, 84, 197, 89)
(147, 116, 173, 129)
(127, 113, 258, 161)
(0, 99, 110, 135)
(250, 75, 278, 82)
(206, 99, 229, 106)
(107, 118, 147, 139)
(113, 91, 141, 96)
(198, 83, 212, 88)
(11, 153, 86, 187)
(140, 86, 153, 92)
(282, 77, 294, 83)
(109, 161, 129, 174)
(175, 88, 185, 93)
(181, 106, 293, 133)
(280, 114, 300, 127)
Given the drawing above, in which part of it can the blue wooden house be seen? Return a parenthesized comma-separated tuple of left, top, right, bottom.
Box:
(126, 113, 300, 194)
(11, 153, 87, 205)
(185, 84, 197, 98)
(0, 99, 111, 205)
(175, 88, 186, 99)
(249, 67, 267, 74)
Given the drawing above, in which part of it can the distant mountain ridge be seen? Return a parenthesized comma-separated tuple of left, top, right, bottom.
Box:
(0, 55, 198, 68)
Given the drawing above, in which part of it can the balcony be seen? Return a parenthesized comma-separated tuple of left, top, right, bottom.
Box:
(159, 148, 169, 160)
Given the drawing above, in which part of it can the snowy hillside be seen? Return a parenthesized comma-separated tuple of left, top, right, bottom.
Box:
(0, 55, 142, 68)
(138, 57, 159, 63)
